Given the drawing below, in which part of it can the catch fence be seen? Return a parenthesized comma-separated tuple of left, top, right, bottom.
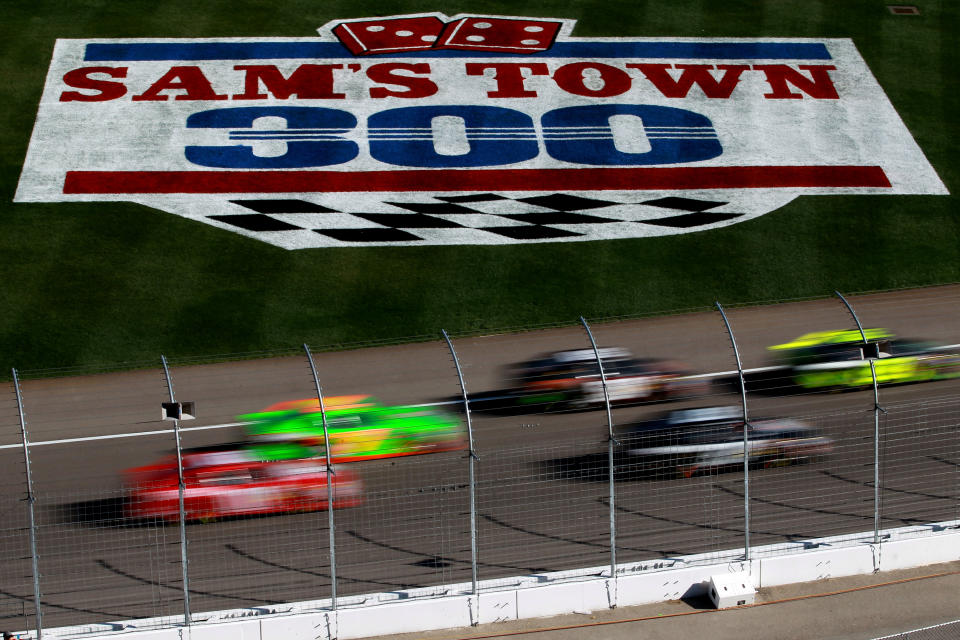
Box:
(2, 287, 959, 638)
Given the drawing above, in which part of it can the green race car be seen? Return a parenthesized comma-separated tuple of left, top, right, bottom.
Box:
(241, 395, 466, 462)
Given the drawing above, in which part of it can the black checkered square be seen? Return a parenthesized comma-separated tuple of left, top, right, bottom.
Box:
(640, 197, 727, 212)
(644, 212, 742, 228)
(385, 202, 483, 215)
(482, 226, 582, 240)
(436, 194, 509, 204)
(208, 214, 304, 232)
(230, 199, 338, 213)
(501, 212, 618, 225)
(316, 228, 423, 243)
(352, 213, 465, 229)
(517, 194, 618, 211)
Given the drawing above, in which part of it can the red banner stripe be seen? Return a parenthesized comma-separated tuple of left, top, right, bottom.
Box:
(63, 166, 890, 194)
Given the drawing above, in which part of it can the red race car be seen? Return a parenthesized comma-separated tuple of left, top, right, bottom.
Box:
(124, 446, 362, 522)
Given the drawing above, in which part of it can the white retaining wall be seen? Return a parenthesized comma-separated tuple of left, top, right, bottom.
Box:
(28, 522, 960, 640)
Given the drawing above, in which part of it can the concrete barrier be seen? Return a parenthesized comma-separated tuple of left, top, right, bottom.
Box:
(32, 521, 960, 640)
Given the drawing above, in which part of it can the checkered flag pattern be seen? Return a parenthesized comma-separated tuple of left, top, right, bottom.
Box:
(200, 192, 747, 248)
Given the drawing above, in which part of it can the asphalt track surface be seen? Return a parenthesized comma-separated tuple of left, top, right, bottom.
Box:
(1, 285, 959, 632)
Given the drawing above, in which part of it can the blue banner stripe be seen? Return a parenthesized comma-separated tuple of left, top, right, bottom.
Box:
(84, 41, 832, 61)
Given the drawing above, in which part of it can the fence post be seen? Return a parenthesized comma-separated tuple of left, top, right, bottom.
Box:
(579, 318, 618, 606)
(160, 355, 192, 626)
(715, 303, 751, 561)
(303, 344, 338, 618)
(12, 368, 43, 640)
(834, 291, 883, 545)
(440, 330, 479, 623)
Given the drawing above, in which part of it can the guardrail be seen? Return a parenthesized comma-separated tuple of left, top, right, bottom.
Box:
(29, 519, 960, 640)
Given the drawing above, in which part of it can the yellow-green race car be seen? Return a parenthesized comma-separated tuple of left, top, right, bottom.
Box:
(768, 329, 960, 390)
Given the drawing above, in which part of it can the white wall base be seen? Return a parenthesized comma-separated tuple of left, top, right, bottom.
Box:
(30, 522, 960, 640)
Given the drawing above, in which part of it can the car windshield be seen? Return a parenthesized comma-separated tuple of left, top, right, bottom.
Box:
(515, 348, 636, 380)
(887, 340, 935, 356)
(666, 407, 741, 425)
(194, 469, 253, 485)
(784, 343, 863, 365)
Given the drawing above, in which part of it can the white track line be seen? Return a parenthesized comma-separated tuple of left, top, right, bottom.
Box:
(0, 422, 247, 450)
(5, 350, 955, 451)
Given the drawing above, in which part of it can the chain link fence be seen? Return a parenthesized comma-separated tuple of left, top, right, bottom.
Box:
(2, 287, 959, 637)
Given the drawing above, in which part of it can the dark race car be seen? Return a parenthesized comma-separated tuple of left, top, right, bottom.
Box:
(505, 347, 706, 410)
(124, 445, 363, 522)
(616, 406, 833, 478)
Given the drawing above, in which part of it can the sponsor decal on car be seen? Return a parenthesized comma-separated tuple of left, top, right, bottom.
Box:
(15, 14, 947, 249)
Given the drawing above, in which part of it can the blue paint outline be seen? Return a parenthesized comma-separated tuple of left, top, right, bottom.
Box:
(84, 41, 831, 61)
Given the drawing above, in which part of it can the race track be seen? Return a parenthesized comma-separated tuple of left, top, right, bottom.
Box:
(2, 285, 959, 630)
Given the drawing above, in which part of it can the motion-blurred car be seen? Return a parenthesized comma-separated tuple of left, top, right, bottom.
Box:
(124, 446, 362, 522)
(242, 396, 466, 462)
(616, 406, 833, 478)
(507, 347, 705, 409)
(768, 329, 960, 390)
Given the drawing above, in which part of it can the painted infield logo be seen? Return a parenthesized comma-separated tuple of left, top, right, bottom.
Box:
(15, 14, 947, 249)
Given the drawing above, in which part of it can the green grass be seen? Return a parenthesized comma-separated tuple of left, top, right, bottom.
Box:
(1, 0, 957, 370)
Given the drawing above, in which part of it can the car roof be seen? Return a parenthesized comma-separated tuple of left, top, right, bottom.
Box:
(624, 406, 742, 434)
(769, 328, 893, 351)
(550, 347, 632, 362)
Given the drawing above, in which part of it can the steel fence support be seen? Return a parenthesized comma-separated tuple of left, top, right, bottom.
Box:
(834, 291, 883, 544)
(12, 368, 43, 640)
(160, 355, 191, 626)
(715, 303, 751, 561)
(303, 344, 338, 616)
(579, 318, 618, 605)
(440, 330, 479, 620)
